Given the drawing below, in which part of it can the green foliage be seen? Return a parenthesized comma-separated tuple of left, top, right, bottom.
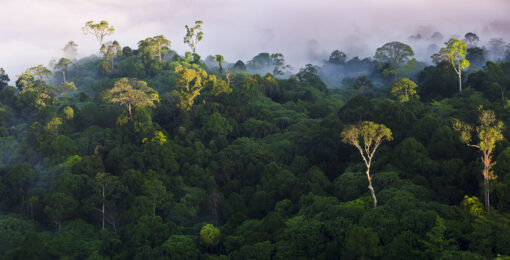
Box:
(2, 28, 510, 260)
(423, 216, 458, 259)
(82, 20, 115, 48)
(0, 216, 36, 254)
(172, 65, 209, 111)
(104, 77, 159, 122)
(184, 20, 204, 54)
(200, 224, 221, 248)
(461, 195, 484, 217)
(342, 226, 383, 259)
(433, 38, 470, 91)
(391, 78, 419, 102)
(162, 235, 200, 259)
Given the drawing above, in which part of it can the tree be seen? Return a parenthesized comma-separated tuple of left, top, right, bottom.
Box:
(391, 78, 419, 103)
(142, 179, 167, 217)
(62, 41, 78, 60)
(95, 172, 120, 230)
(45, 117, 63, 136)
(171, 64, 209, 111)
(162, 235, 201, 259)
(340, 121, 393, 208)
(104, 78, 159, 122)
(1, 164, 33, 208)
(0, 68, 9, 90)
(18, 65, 76, 121)
(213, 54, 224, 74)
(351, 76, 373, 94)
(488, 38, 506, 61)
(138, 36, 171, 61)
(101, 40, 121, 70)
(454, 108, 504, 212)
(374, 41, 414, 77)
(200, 224, 220, 249)
(53, 58, 71, 83)
(233, 60, 246, 71)
(138, 37, 158, 61)
(184, 20, 204, 54)
(464, 32, 480, 47)
(44, 193, 77, 229)
(23, 65, 53, 82)
(328, 50, 347, 65)
(466, 47, 487, 68)
(82, 20, 115, 49)
(270, 53, 291, 76)
(423, 216, 457, 258)
(296, 64, 326, 91)
(432, 38, 470, 92)
(153, 35, 171, 61)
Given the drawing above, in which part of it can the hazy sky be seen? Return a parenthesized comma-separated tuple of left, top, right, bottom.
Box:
(1, 0, 509, 81)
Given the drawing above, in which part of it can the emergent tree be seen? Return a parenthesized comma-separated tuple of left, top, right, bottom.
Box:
(184, 20, 204, 54)
(104, 78, 160, 123)
(82, 20, 115, 49)
(433, 38, 470, 92)
(454, 108, 504, 213)
(341, 121, 393, 208)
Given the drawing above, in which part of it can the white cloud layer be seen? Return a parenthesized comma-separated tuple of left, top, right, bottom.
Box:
(1, 0, 509, 81)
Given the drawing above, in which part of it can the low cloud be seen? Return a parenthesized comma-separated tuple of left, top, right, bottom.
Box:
(0, 0, 509, 81)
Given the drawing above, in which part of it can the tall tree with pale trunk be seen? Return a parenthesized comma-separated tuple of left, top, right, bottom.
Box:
(341, 121, 393, 208)
(184, 20, 204, 54)
(153, 35, 171, 61)
(454, 108, 504, 213)
(95, 172, 120, 230)
(82, 20, 115, 50)
(433, 38, 470, 92)
(101, 40, 121, 70)
(53, 58, 71, 83)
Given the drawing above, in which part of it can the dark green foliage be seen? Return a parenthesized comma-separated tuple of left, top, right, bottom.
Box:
(1, 37, 510, 260)
(419, 61, 458, 100)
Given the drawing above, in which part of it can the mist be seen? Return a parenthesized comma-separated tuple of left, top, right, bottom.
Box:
(1, 0, 509, 82)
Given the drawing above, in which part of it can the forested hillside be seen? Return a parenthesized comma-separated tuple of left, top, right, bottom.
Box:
(1, 20, 510, 259)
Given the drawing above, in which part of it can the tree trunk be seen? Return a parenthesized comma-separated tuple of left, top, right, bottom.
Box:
(458, 71, 462, 92)
(366, 169, 377, 208)
(484, 177, 490, 213)
(102, 185, 105, 230)
(63, 71, 66, 83)
(128, 105, 133, 122)
(159, 45, 162, 61)
(368, 180, 377, 208)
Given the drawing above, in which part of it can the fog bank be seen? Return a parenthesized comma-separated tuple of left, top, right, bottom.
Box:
(0, 0, 509, 80)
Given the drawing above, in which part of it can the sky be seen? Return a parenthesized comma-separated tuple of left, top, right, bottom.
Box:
(1, 0, 509, 81)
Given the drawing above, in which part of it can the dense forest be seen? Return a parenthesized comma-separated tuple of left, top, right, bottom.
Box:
(1, 20, 510, 259)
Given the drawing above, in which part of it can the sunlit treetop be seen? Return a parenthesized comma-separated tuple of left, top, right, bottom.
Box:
(432, 38, 470, 91)
(82, 20, 115, 47)
(184, 20, 204, 54)
(391, 78, 419, 103)
(104, 77, 159, 122)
